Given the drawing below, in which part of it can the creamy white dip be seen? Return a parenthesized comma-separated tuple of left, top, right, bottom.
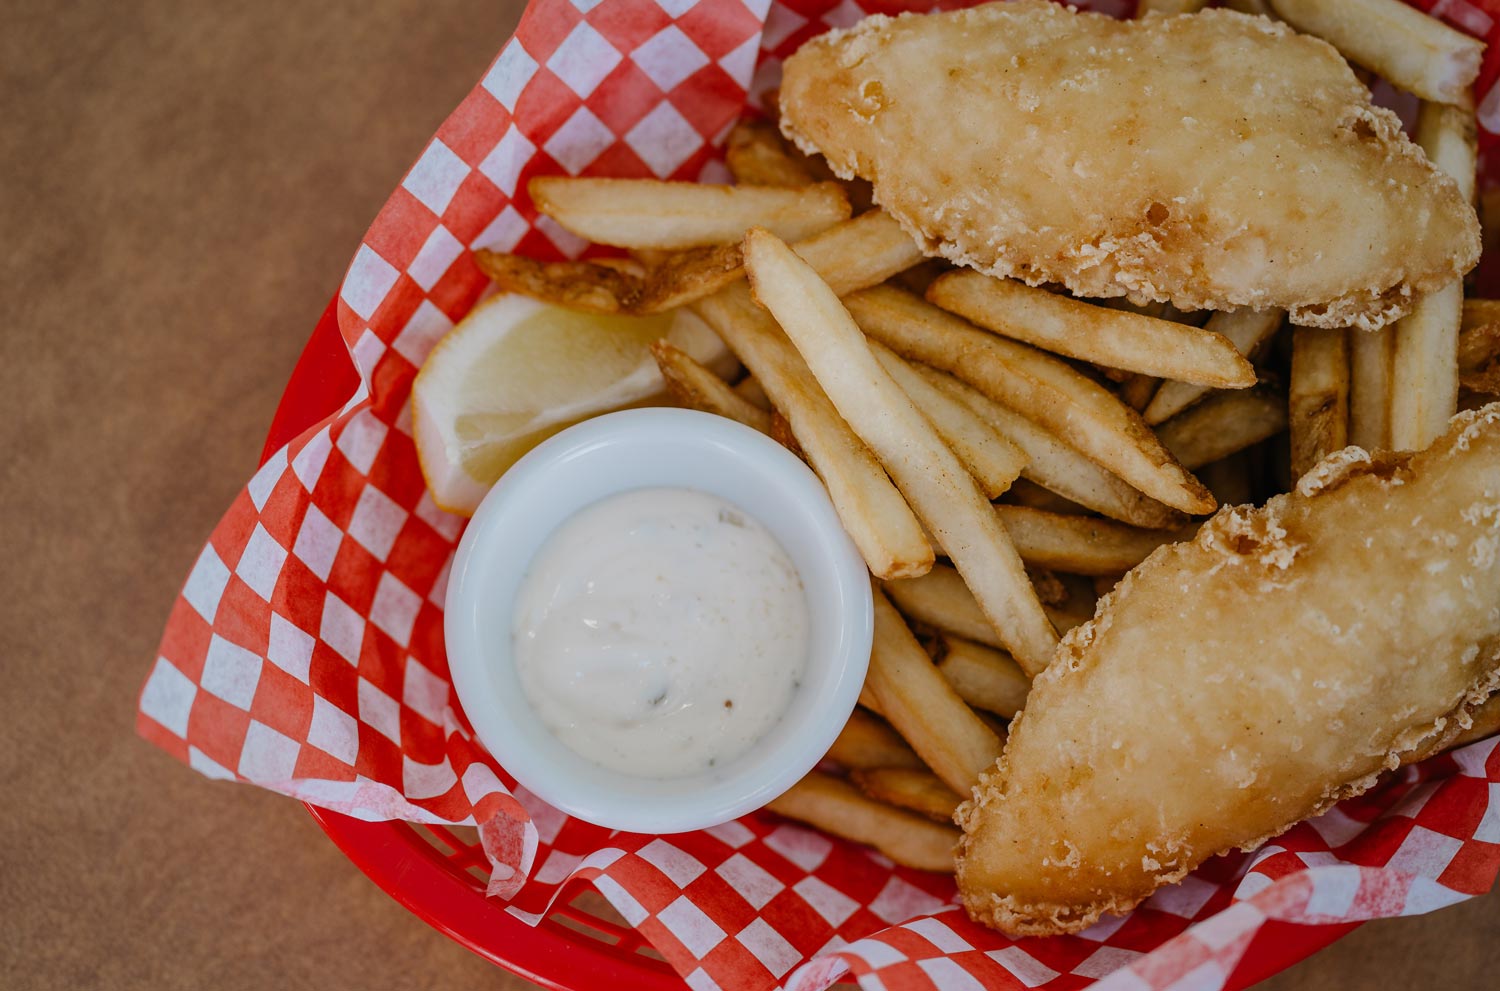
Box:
(512, 487, 809, 779)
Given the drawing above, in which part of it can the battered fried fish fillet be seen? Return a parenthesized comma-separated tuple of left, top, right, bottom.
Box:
(779, 2, 1480, 331)
(956, 402, 1500, 937)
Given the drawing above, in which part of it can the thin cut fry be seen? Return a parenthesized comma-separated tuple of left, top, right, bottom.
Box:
(529, 177, 851, 249)
(852, 768, 964, 823)
(791, 210, 926, 297)
(1349, 326, 1394, 450)
(825, 709, 924, 770)
(651, 341, 773, 434)
(994, 504, 1191, 576)
(766, 772, 959, 872)
(1144, 309, 1285, 425)
(1269, 0, 1483, 106)
(884, 564, 1002, 650)
(1156, 388, 1290, 471)
(865, 589, 1005, 792)
(928, 272, 1255, 388)
(1390, 100, 1474, 451)
(924, 369, 1184, 529)
(1289, 326, 1351, 476)
(692, 284, 932, 579)
(1003, 479, 1091, 516)
(846, 285, 1215, 515)
(733, 375, 773, 411)
(725, 119, 815, 187)
(746, 231, 1059, 673)
(870, 343, 1028, 499)
(1118, 374, 1160, 411)
(938, 636, 1031, 720)
(472, 253, 641, 315)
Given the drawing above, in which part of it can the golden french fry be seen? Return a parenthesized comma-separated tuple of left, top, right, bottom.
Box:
(765, 772, 959, 872)
(1197, 451, 1256, 507)
(870, 342, 1028, 499)
(1156, 388, 1290, 471)
(733, 375, 773, 411)
(994, 504, 1191, 577)
(472, 253, 642, 315)
(845, 285, 1215, 515)
(692, 284, 933, 579)
(529, 177, 851, 249)
(1144, 309, 1285, 425)
(826, 709, 925, 770)
(852, 768, 964, 823)
(768, 411, 805, 459)
(791, 210, 926, 296)
(633, 243, 748, 312)
(1003, 478, 1092, 517)
(1118, 374, 1160, 412)
(725, 119, 815, 187)
(1222, 0, 1277, 15)
(928, 272, 1256, 388)
(884, 564, 1001, 650)
(746, 231, 1059, 673)
(1390, 101, 1475, 451)
(1349, 326, 1394, 450)
(1269, 0, 1483, 106)
(1137, 0, 1208, 14)
(865, 589, 1005, 792)
(1289, 326, 1352, 476)
(938, 636, 1031, 720)
(651, 340, 773, 434)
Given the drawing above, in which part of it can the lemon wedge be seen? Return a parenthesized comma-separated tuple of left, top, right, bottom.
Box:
(412, 294, 733, 515)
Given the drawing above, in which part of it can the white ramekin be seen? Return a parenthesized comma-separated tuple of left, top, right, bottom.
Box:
(445, 407, 872, 834)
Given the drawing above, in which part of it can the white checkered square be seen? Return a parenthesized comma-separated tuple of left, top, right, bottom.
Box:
(715, 852, 784, 910)
(402, 656, 449, 725)
(414, 491, 464, 542)
(291, 426, 333, 492)
(824, 0, 867, 29)
(471, 203, 529, 252)
(916, 958, 986, 991)
(427, 555, 452, 607)
(632, 26, 709, 92)
(1076, 911, 1129, 943)
(658, 896, 727, 958)
(402, 755, 458, 800)
(985, 947, 1060, 988)
(684, 968, 723, 991)
(347, 486, 408, 561)
(319, 592, 365, 664)
(247, 447, 287, 511)
(1304, 864, 1361, 918)
(547, 22, 621, 98)
(1146, 873, 1217, 918)
(736, 918, 799, 978)
(639, 838, 707, 886)
(536, 215, 588, 257)
(369, 572, 421, 645)
(393, 299, 455, 368)
(1073, 946, 1144, 980)
(235, 524, 287, 602)
(402, 139, 470, 215)
(1478, 782, 1500, 842)
(342, 244, 400, 321)
(544, 106, 618, 175)
(764, 823, 831, 871)
(238, 720, 300, 781)
(200, 634, 262, 710)
(761, 5, 808, 49)
(657, 0, 697, 15)
(293, 503, 342, 582)
(477, 127, 535, 197)
(267, 613, 314, 682)
(535, 848, 584, 885)
(720, 34, 760, 88)
(1387, 824, 1465, 877)
(482, 42, 538, 109)
(351, 329, 387, 381)
(308, 693, 359, 764)
(407, 225, 464, 295)
(335, 409, 389, 475)
(703, 819, 754, 850)
(625, 102, 703, 177)
(902, 915, 969, 953)
(594, 874, 649, 926)
(359, 677, 403, 744)
(792, 876, 858, 927)
(182, 544, 230, 623)
(140, 657, 196, 737)
(188, 745, 236, 781)
(1403, 875, 1469, 914)
(868, 876, 945, 925)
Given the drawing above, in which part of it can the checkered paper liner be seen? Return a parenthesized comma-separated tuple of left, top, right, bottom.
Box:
(139, 0, 1500, 988)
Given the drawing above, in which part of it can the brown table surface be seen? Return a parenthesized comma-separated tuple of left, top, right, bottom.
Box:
(3, 1, 1496, 988)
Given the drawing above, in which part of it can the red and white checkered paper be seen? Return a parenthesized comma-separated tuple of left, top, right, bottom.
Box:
(141, 1, 1500, 988)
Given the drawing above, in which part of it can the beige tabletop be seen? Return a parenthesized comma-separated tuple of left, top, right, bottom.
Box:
(2, 1, 1496, 988)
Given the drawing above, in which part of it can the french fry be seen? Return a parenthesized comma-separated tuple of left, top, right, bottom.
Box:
(852, 768, 964, 823)
(826, 709, 925, 770)
(928, 272, 1256, 388)
(865, 589, 1005, 792)
(845, 285, 1216, 515)
(692, 284, 933, 579)
(994, 504, 1191, 576)
(1349, 327, 1394, 450)
(1222, 0, 1277, 15)
(765, 772, 959, 872)
(938, 636, 1031, 720)
(651, 341, 773, 434)
(1269, 0, 1483, 106)
(725, 119, 815, 187)
(1197, 451, 1256, 507)
(1118, 374, 1160, 412)
(1156, 388, 1290, 471)
(733, 375, 773, 411)
(1289, 326, 1351, 476)
(746, 231, 1059, 673)
(1003, 478, 1092, 516)
(1144, 309, 1285, 425)
(476, 242, 746, 314)
(529, 177, 851, 249)
(884, 564, 1002, 650)
(792, 210, 926, 297)
(870, 343, 1028, 499)
(1390, 100, 1475, 451)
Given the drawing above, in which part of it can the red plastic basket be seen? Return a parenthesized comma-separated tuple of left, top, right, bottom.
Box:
(258, 296, 1367, 990)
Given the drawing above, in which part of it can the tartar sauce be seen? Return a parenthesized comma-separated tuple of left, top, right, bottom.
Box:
(512, 487, 809, 779)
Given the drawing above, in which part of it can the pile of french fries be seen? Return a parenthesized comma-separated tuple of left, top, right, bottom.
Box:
(470, 0, 1500, 873)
